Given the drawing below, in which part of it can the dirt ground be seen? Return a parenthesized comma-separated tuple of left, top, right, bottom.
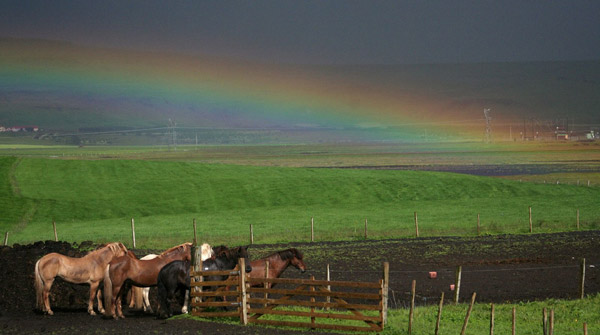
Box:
(1, 231, 598, 334)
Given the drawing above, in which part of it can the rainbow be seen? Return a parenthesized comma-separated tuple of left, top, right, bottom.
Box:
(0, 39, 477, 141)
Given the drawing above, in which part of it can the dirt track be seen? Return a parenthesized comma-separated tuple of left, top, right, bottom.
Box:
(1, 231, 599, 334)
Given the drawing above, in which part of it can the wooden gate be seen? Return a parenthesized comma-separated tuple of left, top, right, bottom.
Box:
(246, 275, 385, 332)
(189, 258, 388, 332)
(188, 258, 248, 321)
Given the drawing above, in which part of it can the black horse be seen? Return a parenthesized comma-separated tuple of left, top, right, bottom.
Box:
(156, 245, 251, 319)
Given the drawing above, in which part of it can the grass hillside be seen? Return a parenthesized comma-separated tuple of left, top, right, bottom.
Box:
(0, 156, 598, 248)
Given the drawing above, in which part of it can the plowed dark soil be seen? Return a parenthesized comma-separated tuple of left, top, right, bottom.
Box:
(1, 231, 599, 334)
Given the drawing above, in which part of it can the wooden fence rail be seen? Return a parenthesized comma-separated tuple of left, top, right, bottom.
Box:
(189, 259, 389, 332)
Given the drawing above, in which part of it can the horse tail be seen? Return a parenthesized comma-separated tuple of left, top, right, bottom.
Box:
(34, 259, 44, 310)
(103, 264, 113, 317)
(156, 273, 168, 318)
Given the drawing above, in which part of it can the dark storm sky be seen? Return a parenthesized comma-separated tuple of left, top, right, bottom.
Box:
(1, 0, 599, 64)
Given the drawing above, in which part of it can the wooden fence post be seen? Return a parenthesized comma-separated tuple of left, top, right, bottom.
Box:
(364, 218, 368, 240)
(53, 221, 58, 241)
(190, 241, 203, 311)
(193, 218, 197, 246)
(477, 213, 481, 236)
(512, 306, 516, 335)
(3, 231, 8, 246)
(577, 209, 580, 230)
(460, 292, 476, 335)
(131, 218, 136, 248)
(250, 224, 254, 244)
(454, 266, 462, 304)
(414, 212, 419, 237)
(583, 322, 588, 335)
(382, 262, 389, 327)
(311, 217, 314, 242)
(310, 275, 316, 329)
(239, 257, 248, 325)
(580, 258, 586, 299)
(326, 264, 331, 310)
(435, 292, 444, 335)
(543, 307, 548, 335)
(263, 260, 269, 307)
(549, 309, 554, 335)
(408, 279, 416, 335)
(490, 303, 495, 335)
(529, 206, 533, 233)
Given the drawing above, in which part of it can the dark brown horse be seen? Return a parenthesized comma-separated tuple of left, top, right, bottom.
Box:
(103, 242, 192, 319)
(249, 248, 306, 287)
(34, 242, 128, 316)
(156, 245, 252, 318)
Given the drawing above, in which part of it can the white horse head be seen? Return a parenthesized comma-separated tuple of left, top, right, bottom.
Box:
(200, 243, 213, 261)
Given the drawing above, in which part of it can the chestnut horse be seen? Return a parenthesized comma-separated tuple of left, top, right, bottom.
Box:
(103, 242, 192, 319)
(34, 242, 128, 315)
(127, 253, 158, 313)
(128, 243, 214, 314)
(249, 248, 306, 287)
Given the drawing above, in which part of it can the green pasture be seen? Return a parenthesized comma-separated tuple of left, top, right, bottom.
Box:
(180, 294, 600, 334)
(0, 155, 598, 248)
(385, 293, 600, 334)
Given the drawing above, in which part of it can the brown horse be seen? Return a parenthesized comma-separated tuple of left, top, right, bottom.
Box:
(34, 242, 128, 316)
(103, 242, 192, 319)
(128, 242, 214, 314)
(249, 248, 306, 287)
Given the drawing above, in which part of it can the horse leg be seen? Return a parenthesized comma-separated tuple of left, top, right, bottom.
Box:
(42, 278, 55, 315)
(116, 282, 132, 318)
(96, 288, 105, 314)
(116, 288, 126, 319)
(181, 289, 189, 314)
(157, 281, 170, 319)
(143, 287, 153, 314)
(127, 287, 135, 308)
(87, 282, 100, 315)
(110, 283, 123, 319)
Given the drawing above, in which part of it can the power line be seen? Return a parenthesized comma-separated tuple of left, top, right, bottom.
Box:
(49, 127, 169, 137)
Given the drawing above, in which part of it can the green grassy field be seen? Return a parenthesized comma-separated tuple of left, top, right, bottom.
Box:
(0, 147, 598, 248)
(1, 143, 599, 333)
(180, 294, 600, 334)
(385, 294, 600, 334)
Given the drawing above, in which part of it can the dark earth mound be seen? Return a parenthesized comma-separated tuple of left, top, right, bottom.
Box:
(1, 231, 598, 334)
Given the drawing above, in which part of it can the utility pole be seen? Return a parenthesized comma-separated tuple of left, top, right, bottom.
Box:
(484, 108, 492, 143)
(168, 118, 177, 151)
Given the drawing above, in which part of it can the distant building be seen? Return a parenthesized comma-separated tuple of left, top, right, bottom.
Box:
(555, 127, 568, 140)
(569, 130, 596, 141)
(3, 126, 39, 132)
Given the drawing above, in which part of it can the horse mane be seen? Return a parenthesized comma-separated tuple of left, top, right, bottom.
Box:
(276, 248, 302, 261)
(87, 242, 127, 256)
(159, 242, 192, 258)
(216, 246, 246, 260)
(212, 245, 229, 258)
(125, 250, 137, 259)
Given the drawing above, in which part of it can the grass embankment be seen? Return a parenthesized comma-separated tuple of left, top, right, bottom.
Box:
(180, 294, 600, 334)
(0, 156, 598, 248)
(386, 294, 600, 334)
